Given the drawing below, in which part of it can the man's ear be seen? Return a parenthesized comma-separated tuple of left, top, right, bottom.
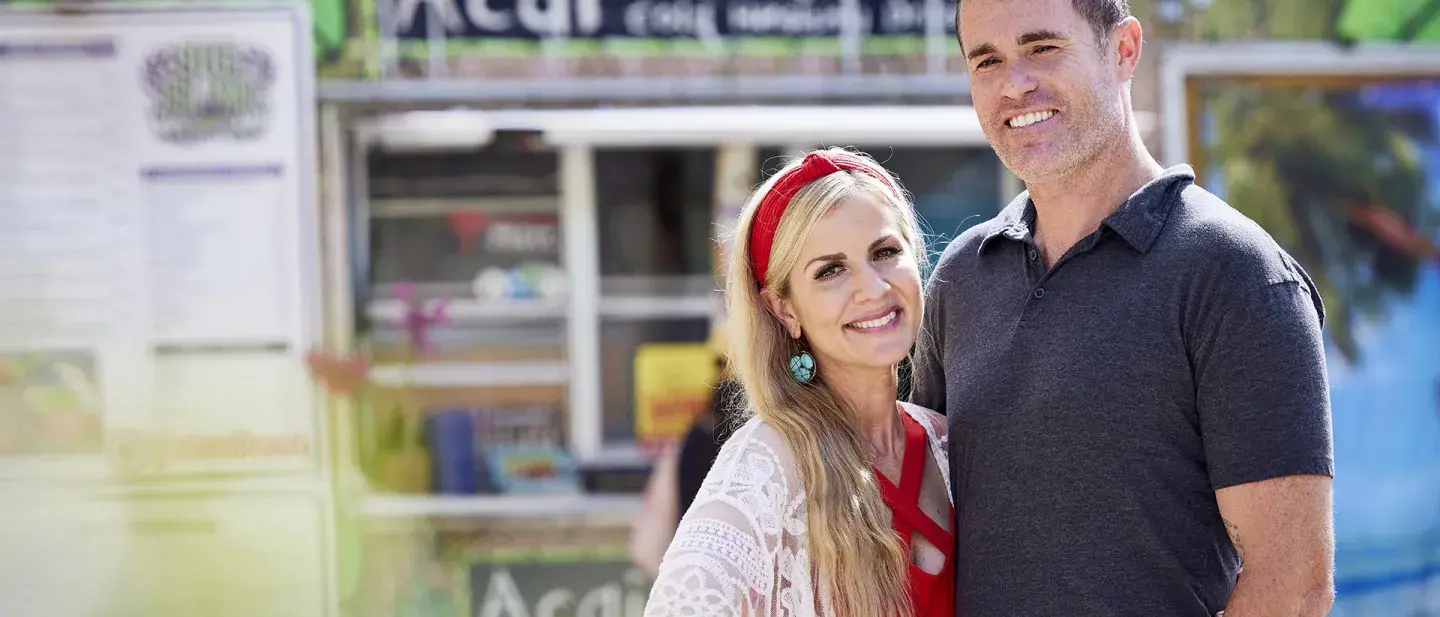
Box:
(759, 289, 802, 339)
(1111, 16, 1143, 80)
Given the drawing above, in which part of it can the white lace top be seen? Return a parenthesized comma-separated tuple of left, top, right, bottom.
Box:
(642, 402, 951, 617)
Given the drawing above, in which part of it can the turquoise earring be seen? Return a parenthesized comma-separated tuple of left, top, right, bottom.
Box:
(788, 350, 816, 383)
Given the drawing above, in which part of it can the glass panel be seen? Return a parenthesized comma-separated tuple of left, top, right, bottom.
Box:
(599, 317, 712, 445)
(357, 136, 574, 499)
(366, 141, 562, 296)
(359, 321, 570, 496)
(368, 135, 558, 200)
(594, 148, 716, 280)
(851, 146, 1004, 249)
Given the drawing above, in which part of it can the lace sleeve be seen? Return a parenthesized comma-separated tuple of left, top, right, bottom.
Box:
(642, 419, 814, 617)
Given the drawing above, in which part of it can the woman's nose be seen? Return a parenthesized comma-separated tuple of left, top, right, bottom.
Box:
(853, 265, 890, 301)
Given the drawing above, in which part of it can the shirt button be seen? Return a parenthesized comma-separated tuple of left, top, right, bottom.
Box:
(1033, 287, 1046, 299)
(1028, 248, 1038, 261)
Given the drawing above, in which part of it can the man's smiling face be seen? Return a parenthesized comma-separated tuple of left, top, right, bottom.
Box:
(959, 0, 1132, 184)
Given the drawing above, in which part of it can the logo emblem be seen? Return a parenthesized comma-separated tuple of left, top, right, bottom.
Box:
(141, 41, 274, 145)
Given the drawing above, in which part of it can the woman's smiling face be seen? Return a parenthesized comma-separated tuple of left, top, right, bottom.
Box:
(766, 192, 924, 376)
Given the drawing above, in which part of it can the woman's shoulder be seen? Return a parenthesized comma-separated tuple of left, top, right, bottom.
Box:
(898, 402, 948, 440)
(717, 415, 798, 466)
(687, 415, 808, 523)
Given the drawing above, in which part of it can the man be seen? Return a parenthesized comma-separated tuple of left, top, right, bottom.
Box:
(908, 0, 1336, 615)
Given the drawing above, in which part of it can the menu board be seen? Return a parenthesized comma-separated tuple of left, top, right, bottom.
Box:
(0, 4, 319, 480)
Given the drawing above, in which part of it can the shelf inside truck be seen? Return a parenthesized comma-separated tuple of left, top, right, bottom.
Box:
(361, 492, 643, 520)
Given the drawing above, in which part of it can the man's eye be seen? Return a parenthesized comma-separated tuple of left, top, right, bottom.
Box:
(1034, 45, 1058, 53)
(976, 57, 998, 68)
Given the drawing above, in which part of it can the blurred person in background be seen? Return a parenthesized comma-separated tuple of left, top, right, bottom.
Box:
(643, 148, 952, 616)
(910, 0, 1336, 615)
(628, 328, 742, 578)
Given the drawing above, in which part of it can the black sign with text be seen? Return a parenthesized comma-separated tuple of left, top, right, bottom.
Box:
(468, 558, 651, 617)
(392, 0, 958, 40)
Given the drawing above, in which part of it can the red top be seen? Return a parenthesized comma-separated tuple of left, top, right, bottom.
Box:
(874, 409, 955, 617)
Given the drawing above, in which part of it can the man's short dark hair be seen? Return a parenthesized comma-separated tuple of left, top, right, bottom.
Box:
(1073, 0, 1131, 43)
(956, 0, 1132, 48)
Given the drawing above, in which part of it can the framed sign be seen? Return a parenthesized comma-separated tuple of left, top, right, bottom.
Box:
(0, 2, 323, 481)
(1162, 43, 1440, 614)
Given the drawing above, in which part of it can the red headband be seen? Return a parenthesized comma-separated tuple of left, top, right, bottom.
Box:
(747, 150, 900, 288)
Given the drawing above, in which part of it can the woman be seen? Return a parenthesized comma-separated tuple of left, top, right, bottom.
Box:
(643, 148, 952, 616)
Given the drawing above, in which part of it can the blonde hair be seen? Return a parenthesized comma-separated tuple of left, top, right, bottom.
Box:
(724, 147, 928, 616)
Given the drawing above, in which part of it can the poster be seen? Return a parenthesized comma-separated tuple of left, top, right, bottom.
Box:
(632, 342, 718, 452)
(1190, 74, 1440, 614)
(0, 5, 320, 479)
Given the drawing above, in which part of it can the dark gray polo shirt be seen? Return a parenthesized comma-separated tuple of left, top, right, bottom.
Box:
(910, 165, 1334, 616)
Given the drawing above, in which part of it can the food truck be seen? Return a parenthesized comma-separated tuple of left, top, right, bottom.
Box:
(322, 101, 1047, 616)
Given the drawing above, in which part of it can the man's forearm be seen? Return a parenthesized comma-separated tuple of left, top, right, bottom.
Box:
(1221, 566, 1334, 617)
(1214, 475, 1335, 617)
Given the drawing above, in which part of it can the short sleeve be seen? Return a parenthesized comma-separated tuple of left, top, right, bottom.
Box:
(1193, 279, 1334, 490)
(908, 271, 948, 412)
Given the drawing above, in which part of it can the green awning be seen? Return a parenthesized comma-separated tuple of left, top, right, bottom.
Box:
(1338, 0, 1440, 42)
(0, 0, 346, 60)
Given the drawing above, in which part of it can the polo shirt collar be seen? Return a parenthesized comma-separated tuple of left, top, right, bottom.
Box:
(977, 192, 1035, 254)
(1103, 165, 1195, 253)
(978, 164, 1196, 255)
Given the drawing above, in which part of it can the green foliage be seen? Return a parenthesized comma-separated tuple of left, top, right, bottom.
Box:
(1202, 81, 1432, 363)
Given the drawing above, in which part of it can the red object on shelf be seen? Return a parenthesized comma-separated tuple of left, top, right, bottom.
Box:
(447, 212, 488, 254)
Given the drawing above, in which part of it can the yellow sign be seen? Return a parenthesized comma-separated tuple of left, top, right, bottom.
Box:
(633, 343, 719, 446)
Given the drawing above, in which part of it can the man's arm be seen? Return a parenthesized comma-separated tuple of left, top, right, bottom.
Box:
(1216, 475, 1335, 616)
(1191, 261, 1335, 616)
